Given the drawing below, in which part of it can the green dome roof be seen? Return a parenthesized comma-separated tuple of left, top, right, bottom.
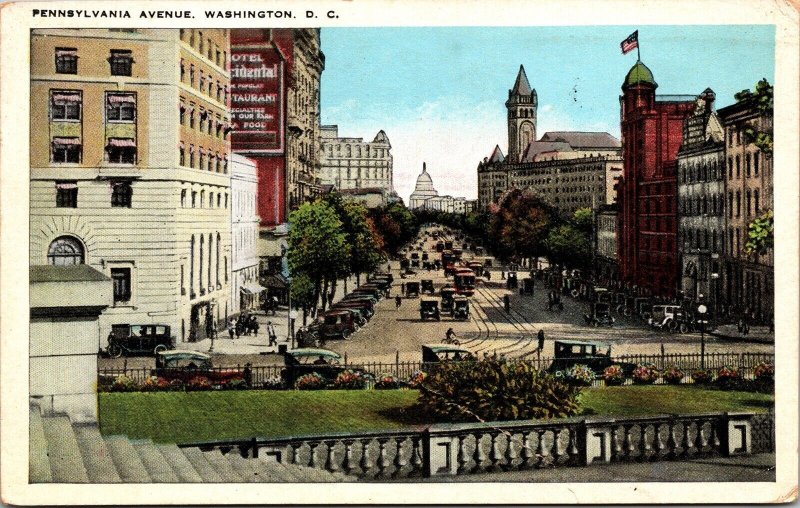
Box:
(623, 61, 657, 88)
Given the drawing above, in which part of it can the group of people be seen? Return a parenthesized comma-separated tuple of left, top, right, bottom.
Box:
(227, 314, 259, 340)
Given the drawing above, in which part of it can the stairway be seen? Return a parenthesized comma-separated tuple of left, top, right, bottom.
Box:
(29, 404, 353, 483)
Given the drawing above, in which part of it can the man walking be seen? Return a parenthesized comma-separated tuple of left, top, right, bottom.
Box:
(395, 295, 402, 310)
(228, 318, 236, 340)
(267, 321, 277, 347)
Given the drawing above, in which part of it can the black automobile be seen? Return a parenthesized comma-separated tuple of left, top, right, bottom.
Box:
(440, 286, 456, 313)
(548, 340, 636, 375)
(421, 279, 435, 295)
(405, 281, 420, 298)
(420, 299, 441, 320)
(106, 324, 174, 358)
(452, 295, 470, 320)
(584, 302, 615, 327)
(281, 348, 372, 387)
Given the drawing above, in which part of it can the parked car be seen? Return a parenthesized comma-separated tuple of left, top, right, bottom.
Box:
(583, 302, 615, 327)
(547, 340, 635, 375)
(331, 300, 374, 320)
(421, 279, 435, 295)
(280, 348, 371, 387)
(405, 281, 420, 298)
(319, 310, 359, 340)
(452, 295, 470, 320)
(422, 344, 474, 366)
(419, 298, 441, 321)
(649, 305, 683, 331)
(506, 271, 518, 290)
(152, 350, 242, 383)
(106, 324, 174, 358)
(330, 306, 368, 327)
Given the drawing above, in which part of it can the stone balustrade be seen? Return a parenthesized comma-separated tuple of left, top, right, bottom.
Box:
(185, 411, 769, 480)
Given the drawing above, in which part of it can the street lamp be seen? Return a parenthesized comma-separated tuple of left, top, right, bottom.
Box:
(697, 302, 708, 369)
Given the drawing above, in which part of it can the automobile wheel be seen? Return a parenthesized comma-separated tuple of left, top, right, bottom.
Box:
(154, 344, 168, 356)
(592, 321, 599, 328)
(342, 329, 352, 339)
(107, 344, 123, 358)
(571, 289, 579, 298)
(679, 323, 689, 334)
(353, 323, 360, 332)
(623, 308, 632, 317)
(667, 319, 677, 333)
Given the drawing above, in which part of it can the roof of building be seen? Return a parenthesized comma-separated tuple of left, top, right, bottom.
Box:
(338, 187, 386, 195)
(372, 130, 391, 147)
(511, 65, 533, 96)
(521, 141, 574, 162)
(489, 145, 505, 163)
(539, 131, 621, 149)
(30, 265, 109, 283)
(624, 60, 657, 88)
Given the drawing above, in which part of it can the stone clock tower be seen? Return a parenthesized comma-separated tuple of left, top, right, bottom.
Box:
(506, 65, 537, 163)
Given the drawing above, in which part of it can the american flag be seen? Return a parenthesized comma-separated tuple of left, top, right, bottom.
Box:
(621, 30, 638, 55)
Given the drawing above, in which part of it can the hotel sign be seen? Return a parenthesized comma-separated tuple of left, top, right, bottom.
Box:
(230, 47, 284, 154)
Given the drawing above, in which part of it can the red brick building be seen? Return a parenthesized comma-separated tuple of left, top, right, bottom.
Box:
(230, 29, 289, 227)
(616, 61, 695, 297)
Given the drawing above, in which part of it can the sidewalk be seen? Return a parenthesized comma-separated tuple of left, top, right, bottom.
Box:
(711, 324, 774, 344)
(417, 453, 776, 483)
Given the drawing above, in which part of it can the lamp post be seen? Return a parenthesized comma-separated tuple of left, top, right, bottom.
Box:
(697, 303, 708, 369)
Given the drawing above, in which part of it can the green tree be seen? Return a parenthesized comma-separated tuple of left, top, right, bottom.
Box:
(744, 210, 774, 256)
(545, 224, 592, 271)
(289, 272, 315, 325)
(287, 201, 349, 314)
(736, 78, 773, 154)
(572, 207, 593, 235)
(489, 189, 555, 262)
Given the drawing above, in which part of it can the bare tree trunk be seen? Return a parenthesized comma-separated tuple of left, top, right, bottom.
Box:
(356, 272, 361, 286)
(302, 307, 308, 326)
(329, 278, 338, 305)
(321, 278, 330, 312)
(312, 278, 321, 318)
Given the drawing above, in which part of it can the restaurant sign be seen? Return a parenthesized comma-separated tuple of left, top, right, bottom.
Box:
(230, 47, 284, 154)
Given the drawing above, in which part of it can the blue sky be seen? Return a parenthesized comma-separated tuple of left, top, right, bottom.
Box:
(320, 26, 775, 201)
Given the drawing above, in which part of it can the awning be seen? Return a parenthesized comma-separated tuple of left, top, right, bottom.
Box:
(55, 182, 78, 189)
(107, 138, 136, 148)
(241, 282, 267, 294)
(55, 49, 77, 57)
(51, 93, 81, 104)
(107, 94, 135, 104)
(262, 274, 289, 289)
(52, 137, 80, 146)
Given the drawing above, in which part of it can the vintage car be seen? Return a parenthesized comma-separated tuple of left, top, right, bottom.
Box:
(649, 305, 683, 331)
(468, 261, 484, 277)
(452, 295, 470, 320)
(352, 285, 383, 300)
(453, 268, 476, 296)
(444, 240, 453, 250)
(483, 258, 493, 267)
(368, 272, 394, 285)
(506, 271, 518, 290)
(331, 300, 374, 319)
(106, 324, 175, 358)
(440, 286, 457, 313)
(405, 281, 420, 298)
(421, 279, 435, 295)
(419, 298, 441, 321)
(583, 302, 615, 327)
(422, 344, 474, 365)
(343, 294, 378, 306)
(280, 348, 372, 387)
(452, 248, 463, 261)
(400, 258, 411, 271)
(319, 309, 359, 340)
(421, 252, 429, 261)
(329, 306, 368, 327)
(547, 340, 636, 375)
(152, 350, 242, 383)
(592, 287, 612, 304)
(521, 277, 535, 295)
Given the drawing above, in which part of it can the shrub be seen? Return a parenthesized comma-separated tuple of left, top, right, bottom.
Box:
(407, 370, 427, 389)
(691, 370, 713, 385)
(565, 364, 596, 386)
(714, 366, 741, 390)
(295, 372, 327, 390)
(416, 359, 582, 423)
(632, 364, 659, 385)
(332, 370, 369, 390)
(168, 379, 185, 391)
(374, 373, 401, 390)
(225, 378, 248, 390)
(603, 365, 625, 386)
(753, 362, 774, 381)
(662, 367, 684, 385)
(262, 377, 285, 390)
(139, 376, 160, 392)
(185, 376, 212, 391)
(110, 375, 137, 392)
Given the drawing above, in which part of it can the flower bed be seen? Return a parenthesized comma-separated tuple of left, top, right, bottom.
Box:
(374, 373, 402, 390)
(565, 364, 596, 387)
(691, 369, 713, 385)
(332, 370, 370, 390)
(662, 366, 684, 385)
(295, 373, 327, 390)
(407, 370, 427, 389)
(602, 365, 625, 386)
(631, 364, 659, 385)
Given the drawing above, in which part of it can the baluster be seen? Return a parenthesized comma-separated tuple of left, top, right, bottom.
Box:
(392, 437, 408, 477)
(342, 439, 355, 474)
(308, 441, 319, 468)
(324, 440, 339, 472)
(682, 422, 695, 457)
(654, 423, 666, 458)
(504, 432, 519, 471)
(551, 429, 564, 464)
(520, 431, 534, 469)
(359, 439, 371, 478)
(698, 420, 710, 454)
(710, 421, 721, 452)
(472, 432, 488, 473)
(667, 421, 679, 459)
(568, 427, 580, 465)
(376, 438, 389, 478)
(409, 436, 423, 476)
(488, 432, 502, 472)
(612, 426, 624, 462)
(456, 435, 469, 474)
(289, 443, 302, 465)
(536, 430, 548, 468)
(639, 424, 652, 461)
(624, 425, 636, 461)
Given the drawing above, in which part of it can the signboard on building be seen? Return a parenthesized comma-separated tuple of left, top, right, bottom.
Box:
(230, 45, 284, 154)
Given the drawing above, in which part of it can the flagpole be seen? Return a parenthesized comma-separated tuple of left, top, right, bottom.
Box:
(637, 41, 641, 62)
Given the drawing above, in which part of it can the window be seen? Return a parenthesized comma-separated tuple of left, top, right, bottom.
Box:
(728, 192, 733, 218)
(108, 49, 133, 76)
(191, 191, 197, 208)
(179, 143, 185, 165)
(180, 59, 185, 81)
(55, 181, 78, 207)
(189, 106, 195, 128)
(754, 154, 759, 176)
(51, 91, 81, 120)
(106, 93, 136, 122)
(745, 153, 751, 177)
(47, 236, 84, 265)
(111, 181, 132, 207)
(179, 102, 186, 124)
(728, 157, 733, 179)
(746, 190, 752, 217)
(106, 138, 136, 164)
(736, 191, 741, 217)
(111, 267, 132, 303)
(52, 137, 81, 163)
(199, 71, 205, 93)
(754, 189, 760, 214)
(217, 193, 221, 208)
(735, 155, 740, 178)
(181, 264, 186, 295)
(55, 48, 78, 74)
(189, 145, 195, 167)
(209, 192, 214, 208)
(198, 32, 204, 52)
(181, 189, 186, 207)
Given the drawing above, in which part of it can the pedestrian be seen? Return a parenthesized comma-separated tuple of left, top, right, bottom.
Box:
(228, 318, 236, 340)
(401, 282, 406, 295)
(267, 321, 277, 346)
(235, 318, 242, 339)
(243, 363, 253, 388)
(395, 295, 402, 309)
(537, 329, 545, 351)
(250, 315, 259, 335)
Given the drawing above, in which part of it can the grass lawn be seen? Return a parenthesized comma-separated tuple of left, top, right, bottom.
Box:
(98, 386, 773, 444)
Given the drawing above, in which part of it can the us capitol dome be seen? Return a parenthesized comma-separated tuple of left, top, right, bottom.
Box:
(408, 162, 439, 209)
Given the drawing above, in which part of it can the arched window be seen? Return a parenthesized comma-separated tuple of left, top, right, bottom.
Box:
(47, 236, 84, 265)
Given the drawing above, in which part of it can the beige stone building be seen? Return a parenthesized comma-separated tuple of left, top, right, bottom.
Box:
(408, 163, 439, 209)
(30, 28, 233, 349)
(718, 97, 773, 320)
(319, 125, 393, 193)
(230, 154, 261, 314)
(286, 29, 325, 211)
